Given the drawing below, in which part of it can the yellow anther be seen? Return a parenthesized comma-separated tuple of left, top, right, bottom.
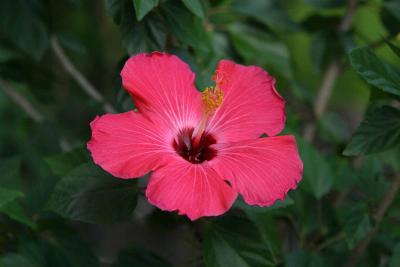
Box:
(202, 86, 224, 114)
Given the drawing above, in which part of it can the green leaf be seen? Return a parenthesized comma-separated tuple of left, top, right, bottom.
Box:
(161, 1, 212, 60)
(386, 41, 400, 58)
(0, 0, 49, 61)
(44, 148, 89, 177)
(0, 201, 36, 228)
(235, 195, 294, 213)
(17, 237, 99, 267)
(228, 23, 292, 78)
(285, 249, 325, 267)
(47, 163, 138, 224)
(182, 0, 206, 19)
(133, 0, 159, 21)
(381, 1, 400, 36)
(356, 156, 388, 204)
(0, 156, 22, 190)
(112, 247, 172, 267)
(304, 0, 345, 8)
(383, 0, 400, 21)
(349, 46, 400, 96)
(310, 30, 341, 72)
(106, 0, 166, 54)
(0, 187, 23, 208)
(343, 106, 400, 155)
(319, 113, 350, 143)
(106, 0, 124, 24)
(389, 243, 400, 267)
(204, 215, 275, 267)
(52, 234, 100, 267)
(338, 203, 372, 249)
(232, 0, 300, 32)
(123, 15, 166, 55)
(0, 43, 21, 63)
(297, 137, 333, 199)
(0, 254, 37, 267)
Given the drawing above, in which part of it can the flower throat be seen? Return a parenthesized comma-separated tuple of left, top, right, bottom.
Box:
(173, 73, 225, 163)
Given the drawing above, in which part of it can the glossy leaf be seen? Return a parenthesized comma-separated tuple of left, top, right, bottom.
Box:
(228, 23, 292, 78)
(44, 148, 89, 177)
(232, 0, 299, 32)
(350, 46, 400, 96)
(0, 254, 37, 267)
(133, 0, 159, 21)
(343, 106, 400, 155)
(17, 238, 99, 267)
(106, 0, 166, 54)
(285, 249, 325, 267)
(305, 0, 345, 8)
(47, 163, 138, 224)
(338, 203, 372, 249)
(161, 0, 211, 60)
(0, 187, 23, 208)
(356, 156, 388, 204)
(389, 243, 400, 267)
(0, 201, 35, 228)
(0, 156, 22, 190)
(235, 195, 294, 213)
(204, 214, 275, 267)
(387, 40, 400, 58)
(383, 0, 400, 21)
(0, 0, 48, 61)
(297, 137, 333, 199)
(182, 0, 206, 19)
(112, 247, 172, 267)
(310, 30, 341, 72)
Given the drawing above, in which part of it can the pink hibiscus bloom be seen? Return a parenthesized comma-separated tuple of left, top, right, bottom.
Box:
(87, 52, 303, 220)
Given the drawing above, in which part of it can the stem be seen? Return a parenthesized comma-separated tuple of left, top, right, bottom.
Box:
(303, 0, 359, 142)
(0, 77, 71, 151)
(0, 78, 44, 123)
(316, 232, 346, 251)
(50, 36, 116, 113)
(341, 173, 400, 267)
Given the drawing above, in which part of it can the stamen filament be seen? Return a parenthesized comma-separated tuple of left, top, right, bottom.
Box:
(192, 113, 209, 148)
(192, 85, 224, 147)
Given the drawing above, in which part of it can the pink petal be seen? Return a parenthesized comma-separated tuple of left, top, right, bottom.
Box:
(121, 52, 203, 131)
(87, 111, 174, 179)
(146, 157, 237, 220)
(207, 60, 286, 142)
(209, 135, 303, 206)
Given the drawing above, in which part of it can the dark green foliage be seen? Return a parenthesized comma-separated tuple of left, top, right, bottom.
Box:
(0, 0, 48, 61)
(133, 0, 159, 21)
(47, 163, 138, 224)
(350, 46, 400, 96)
(344, 106, 400, 155)
(297, 137, 333, 199)
(0, 0, 400, 266)
(204, 214, 275, 267)
(112, 247, 173, 267)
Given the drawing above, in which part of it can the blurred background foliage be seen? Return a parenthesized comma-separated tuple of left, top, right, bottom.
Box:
(0, 0, 400, 266)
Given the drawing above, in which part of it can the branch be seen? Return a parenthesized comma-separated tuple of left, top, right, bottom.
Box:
(303, 0, 358, 142)
(0, 78, 44, 123)
(0, 78, 72, 151)
(50, 36, 116, 113)
(342, 173, 400, 267)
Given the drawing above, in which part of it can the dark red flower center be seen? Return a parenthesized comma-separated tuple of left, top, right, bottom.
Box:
(173, 128, 217, 164)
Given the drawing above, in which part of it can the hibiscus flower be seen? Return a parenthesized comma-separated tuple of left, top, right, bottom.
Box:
(87, 52, 303, 220)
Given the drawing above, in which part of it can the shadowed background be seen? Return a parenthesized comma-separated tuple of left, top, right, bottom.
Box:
(1, 0, 400, 266)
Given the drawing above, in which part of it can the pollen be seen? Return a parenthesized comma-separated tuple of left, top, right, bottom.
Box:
(202, 86, 224, 114)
